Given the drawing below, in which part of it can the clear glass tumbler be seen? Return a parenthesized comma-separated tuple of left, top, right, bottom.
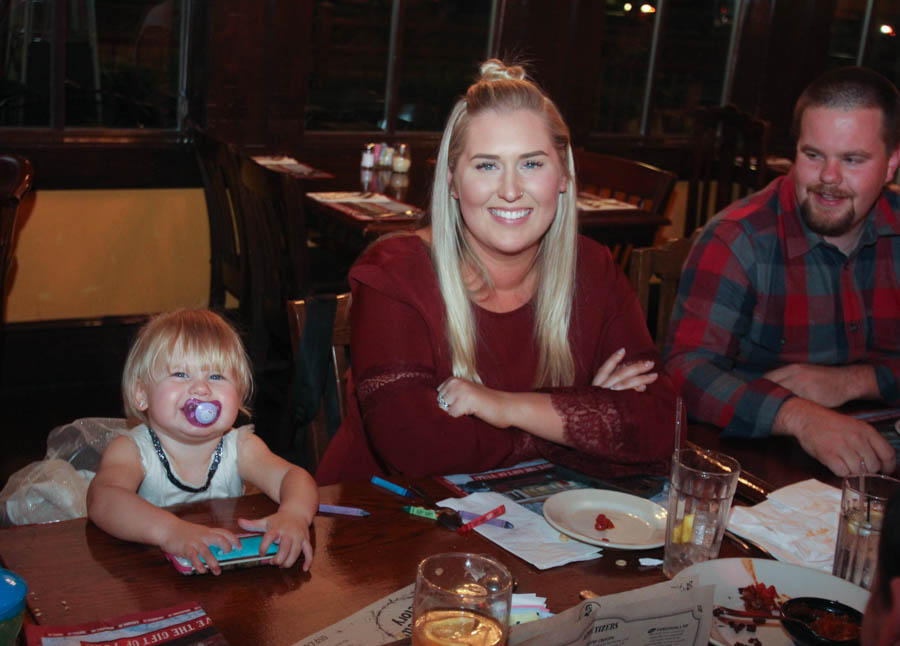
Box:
(832, 473, 900, 589)
(663, 448, 741, 578)
(412, 552, 512, 646)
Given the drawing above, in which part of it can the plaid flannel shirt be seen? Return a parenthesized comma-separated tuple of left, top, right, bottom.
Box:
(665, 171, 900, 438)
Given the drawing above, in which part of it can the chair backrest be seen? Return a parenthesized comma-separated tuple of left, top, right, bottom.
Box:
(574, 150, 677, 217)
(286, 293, 352, 472)
(684, 103, 771, 237)
(574, 150, 676, 269)
(0, 154, 33, 321)
(628, 232, 699, 351)
(237, 155, 310, 301)
(192, 130, 249, 312)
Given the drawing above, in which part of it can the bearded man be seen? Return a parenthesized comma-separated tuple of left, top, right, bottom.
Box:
(666, 66, 900, 477)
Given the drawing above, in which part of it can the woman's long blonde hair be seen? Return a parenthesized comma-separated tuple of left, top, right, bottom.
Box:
(430, 59, 578, 387)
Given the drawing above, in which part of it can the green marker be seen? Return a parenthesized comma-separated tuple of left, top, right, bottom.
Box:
(402, 505, 438, 520)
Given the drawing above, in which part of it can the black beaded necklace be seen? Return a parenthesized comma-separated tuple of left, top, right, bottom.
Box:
(147, 427, 224, 493)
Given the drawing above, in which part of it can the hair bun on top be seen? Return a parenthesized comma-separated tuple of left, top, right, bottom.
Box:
(479, 59, 527, 82)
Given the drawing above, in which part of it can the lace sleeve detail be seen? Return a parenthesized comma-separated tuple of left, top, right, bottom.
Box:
(356, 362, 435, 414)
(539, 386, 670, 477)
(550, 386, 626, 456)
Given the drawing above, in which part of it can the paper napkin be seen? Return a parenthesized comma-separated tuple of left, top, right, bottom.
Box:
(438, 491, 602, 570)
(727, 478, 841, 571)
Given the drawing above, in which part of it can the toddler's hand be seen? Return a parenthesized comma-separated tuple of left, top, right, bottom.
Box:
(238, 513, 313, 571)
(160, 519, 240, 576)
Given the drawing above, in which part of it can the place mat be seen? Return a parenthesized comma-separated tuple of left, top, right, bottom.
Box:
(727, 478, 841, 571)
(307, 191, 424, 221)
(438, 491, 602, 570)
(576, 192, 638, 212)
(251, 155, 334, 179)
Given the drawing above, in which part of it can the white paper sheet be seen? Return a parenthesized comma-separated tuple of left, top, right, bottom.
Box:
(438, 491, 602, 570)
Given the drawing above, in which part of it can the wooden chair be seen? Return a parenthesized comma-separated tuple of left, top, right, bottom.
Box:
(192, 129, 249, 314)
(286, 293, 352, 472)
(628, 232, 699, 351)
(574, 150, 676, 269)
(195, 131, 302, 447)
(684, 103, 772, 237)
(235, 155, 310, 370)
(0, 154, 33, 324)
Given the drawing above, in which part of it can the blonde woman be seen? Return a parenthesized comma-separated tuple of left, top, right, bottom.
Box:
(316, 60, 676, 485)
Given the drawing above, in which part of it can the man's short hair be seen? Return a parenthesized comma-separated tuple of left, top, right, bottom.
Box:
(875, 490, 900, 606)
(792, 66, 900, 152)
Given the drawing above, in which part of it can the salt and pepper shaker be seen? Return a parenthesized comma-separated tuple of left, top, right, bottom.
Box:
(390, 171, 409, 201)
(380, 145, 395, 169)
(392, 143, 411, 173)
(360, 143, 375, 169)
(360, 168, 376, 192)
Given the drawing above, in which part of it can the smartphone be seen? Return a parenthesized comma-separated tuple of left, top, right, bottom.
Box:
(165, 533, 278, 575)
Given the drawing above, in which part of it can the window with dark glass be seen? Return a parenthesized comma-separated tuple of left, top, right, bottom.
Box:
(863, 3, 900, 87)
(1, 0, 182, 129)
(648, 0, 737, 135)
(395, 0, 491, 132)
(305, 0, 392, 131)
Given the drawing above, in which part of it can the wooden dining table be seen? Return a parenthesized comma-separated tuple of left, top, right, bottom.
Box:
(0, 420, 851, 646)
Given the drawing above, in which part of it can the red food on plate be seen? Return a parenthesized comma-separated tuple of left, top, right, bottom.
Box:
(594, 513, 615, 531)
(739, 582, 780, 613)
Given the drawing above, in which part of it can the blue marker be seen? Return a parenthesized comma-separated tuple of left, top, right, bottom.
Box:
(370, 475, 416, 498)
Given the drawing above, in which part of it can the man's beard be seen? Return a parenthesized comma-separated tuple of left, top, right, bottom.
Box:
(799, 184, 858, 236)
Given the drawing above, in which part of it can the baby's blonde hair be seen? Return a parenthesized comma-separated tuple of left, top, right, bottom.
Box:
(122, 309, 253, 424)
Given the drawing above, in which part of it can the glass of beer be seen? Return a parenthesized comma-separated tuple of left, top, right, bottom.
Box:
(832, 473, 900, 589)
(412, 552, 512, 646)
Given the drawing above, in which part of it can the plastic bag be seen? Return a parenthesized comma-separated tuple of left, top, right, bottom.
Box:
(0, 418, 130, 526)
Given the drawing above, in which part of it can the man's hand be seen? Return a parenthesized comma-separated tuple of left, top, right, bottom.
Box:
(774, 398, 897, 476)
(764, 363, 879, 408)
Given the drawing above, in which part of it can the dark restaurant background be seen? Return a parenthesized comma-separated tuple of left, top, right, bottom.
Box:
(1, 0, 899, 482)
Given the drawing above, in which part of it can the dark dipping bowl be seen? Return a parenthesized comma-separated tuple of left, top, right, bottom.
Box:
(780, 597, 863, 646)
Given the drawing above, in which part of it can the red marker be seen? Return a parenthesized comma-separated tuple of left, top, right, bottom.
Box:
(456, 504, 507, 534)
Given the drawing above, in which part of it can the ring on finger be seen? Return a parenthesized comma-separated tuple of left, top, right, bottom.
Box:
(437, 393, 450, 411)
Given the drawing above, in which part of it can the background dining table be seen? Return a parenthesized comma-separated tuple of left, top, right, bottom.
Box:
(273, 152, 668, 259)
(0, 419, 856, 646)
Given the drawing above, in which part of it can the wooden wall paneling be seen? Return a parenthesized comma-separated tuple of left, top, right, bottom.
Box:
(203, 0, 266, 143)
(264, 0, 313, 144)
(563, 1, 608, 146)
(197, 0, 312, 147)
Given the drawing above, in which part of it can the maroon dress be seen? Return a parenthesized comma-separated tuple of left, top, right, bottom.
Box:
(315, 234, 676, 485)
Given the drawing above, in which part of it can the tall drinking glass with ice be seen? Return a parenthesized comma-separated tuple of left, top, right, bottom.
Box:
(662, 447, 740, 578)
(832, 473, 900, 589)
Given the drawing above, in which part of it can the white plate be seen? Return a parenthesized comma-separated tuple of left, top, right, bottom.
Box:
(675, 558, 869, 646)
(541, 489, 667, 549)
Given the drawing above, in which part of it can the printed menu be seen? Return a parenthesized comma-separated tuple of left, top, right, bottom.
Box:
(26, 601, 227, 645)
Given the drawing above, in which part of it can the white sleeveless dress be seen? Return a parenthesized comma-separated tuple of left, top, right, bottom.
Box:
(129, 424, 249, 507)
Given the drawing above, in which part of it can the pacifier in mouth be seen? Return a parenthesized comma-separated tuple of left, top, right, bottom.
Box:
(183, 398, 221, 426)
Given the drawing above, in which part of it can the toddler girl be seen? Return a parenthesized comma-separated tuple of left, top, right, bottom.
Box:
(87, 309, 318, 574)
